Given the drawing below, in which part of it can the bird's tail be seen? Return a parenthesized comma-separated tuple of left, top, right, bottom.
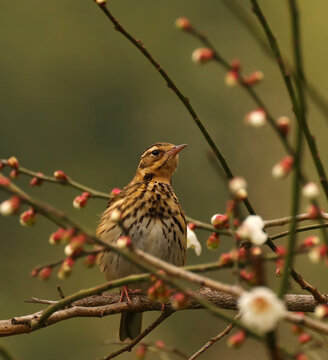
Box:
(119, 312, 142, 341)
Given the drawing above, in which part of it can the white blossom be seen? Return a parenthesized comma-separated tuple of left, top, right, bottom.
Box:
(238, 287, 286, 333)
(229, 177, 248, 199)
(187, 227, 202, 256)
(308, 247, 321, 263)
(0, 200, 15, 216)
(302, 182, 320, 200)
(314, 304, 328, 319)
(237, 215, 267, 245)
(244, 109, 266, 127)
(109, 209, 121, 222)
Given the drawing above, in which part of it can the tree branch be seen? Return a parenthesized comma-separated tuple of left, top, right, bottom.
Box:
(1, 290, 327, 337)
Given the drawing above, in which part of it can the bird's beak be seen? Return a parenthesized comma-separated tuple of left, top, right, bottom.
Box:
(167, 144, 187, 157)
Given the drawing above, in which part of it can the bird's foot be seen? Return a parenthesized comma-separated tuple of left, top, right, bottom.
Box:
(119, 286, 142, 305)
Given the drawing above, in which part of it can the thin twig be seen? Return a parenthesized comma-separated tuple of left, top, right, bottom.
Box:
(278, 0, 305, 299)
(250, 0, 328, 199)
(270, 223, 328, 241)
(264, 213, 328, 228)
(188, 314, 240, 360)
(222, 0, 328, 122)
(102, 310, 173, 360)
(0, 160, 110, 199)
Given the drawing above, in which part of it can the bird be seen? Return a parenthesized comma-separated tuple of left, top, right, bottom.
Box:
(96, 142, 187, 341)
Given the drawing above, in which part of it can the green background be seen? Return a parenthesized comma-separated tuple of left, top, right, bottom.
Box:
(1, 0, 327, 359)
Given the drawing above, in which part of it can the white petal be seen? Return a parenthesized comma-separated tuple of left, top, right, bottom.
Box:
(240, 215, 268, 245)
(238, 287, 286, 333)
(187, 227, 202, 256)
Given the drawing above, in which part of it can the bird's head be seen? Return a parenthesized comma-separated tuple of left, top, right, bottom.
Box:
(135, 142, 187, 183)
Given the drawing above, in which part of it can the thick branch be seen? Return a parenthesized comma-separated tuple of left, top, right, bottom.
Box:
(1, 290, 327, 337)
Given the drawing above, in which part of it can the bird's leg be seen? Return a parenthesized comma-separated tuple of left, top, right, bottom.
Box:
(119, 286, 143, 305)
(119, 286, 132, 305)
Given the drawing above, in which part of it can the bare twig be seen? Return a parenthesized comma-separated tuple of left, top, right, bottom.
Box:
(222, 0, 328, 122)
(102, 310, 173, 360)
(0, 160, 110, 199)
(250, 0, 328, 199)
(188, 314, 240, 360)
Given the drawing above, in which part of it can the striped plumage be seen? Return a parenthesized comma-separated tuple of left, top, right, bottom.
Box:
(96, 142, 187, 341)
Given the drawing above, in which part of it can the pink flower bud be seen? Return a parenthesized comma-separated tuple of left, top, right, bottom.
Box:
(95, 0, 106, 5)
(238, 247, 248, 260)
(19, 209, 37, 226)
(230, 59, 241, 72)
(175, 17, 192, 31)
(65, 235, 86, 256)
(307, 204, 321, 219)
(206, 232, 220, 250)
(110, 188, 122, 197)
(302, 235, 319, 248)
(211, 214, 229, 229)
(84, 254, 97, 268)
(7, 156, 19, 169)
(49, 228, 64, 245)
(227, 330, 246, 348)
(187, 222, 196, 231)
(147, 285, 157, 300)
(239, 269, 255, 283)
(225, 70, 239, 87)
(172, 292, 188, 310)
(191, 48, 214, 64)
(244, 109, 266, 127)
(135, 344, 147, 359)
(73, 194, 88, 209)
(226, 200, 236, 214)
(315, 304, 328, 319)
(251, 246, 262, 256)
(30, 173, 44, 186)
(276, 116, 290, 136)
(276, 246, 286, 257)
(243, 71, 264, 86)
(62, 257, 75, 270)
(229, 177, 248, 200)
(272, 156, 294, 179)
(275, 266, 283, 277)
(0, 196, 20, 216)
(72, 192, 91, 209)
(57, 267, 71, 280)
(31, 268, 38, 277)
(54, 170, 68, 181)
(10, 169, 19, 179)
(58, 258, 74, 279)
(38, 267, 52, 280)
(298, 333, 312, 345)
(155, 340, 165, 349)
(219, 252, 233, 265)
(0, 177, 11, 186)
(116, 235, 132, 248)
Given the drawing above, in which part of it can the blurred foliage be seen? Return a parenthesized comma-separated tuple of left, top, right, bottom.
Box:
(1, 0, 327, 359)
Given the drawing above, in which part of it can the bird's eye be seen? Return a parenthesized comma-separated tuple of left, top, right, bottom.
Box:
(151, 149, 160, 156)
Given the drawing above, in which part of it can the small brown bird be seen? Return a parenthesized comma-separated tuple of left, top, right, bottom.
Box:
(96, 142, 187, 341)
